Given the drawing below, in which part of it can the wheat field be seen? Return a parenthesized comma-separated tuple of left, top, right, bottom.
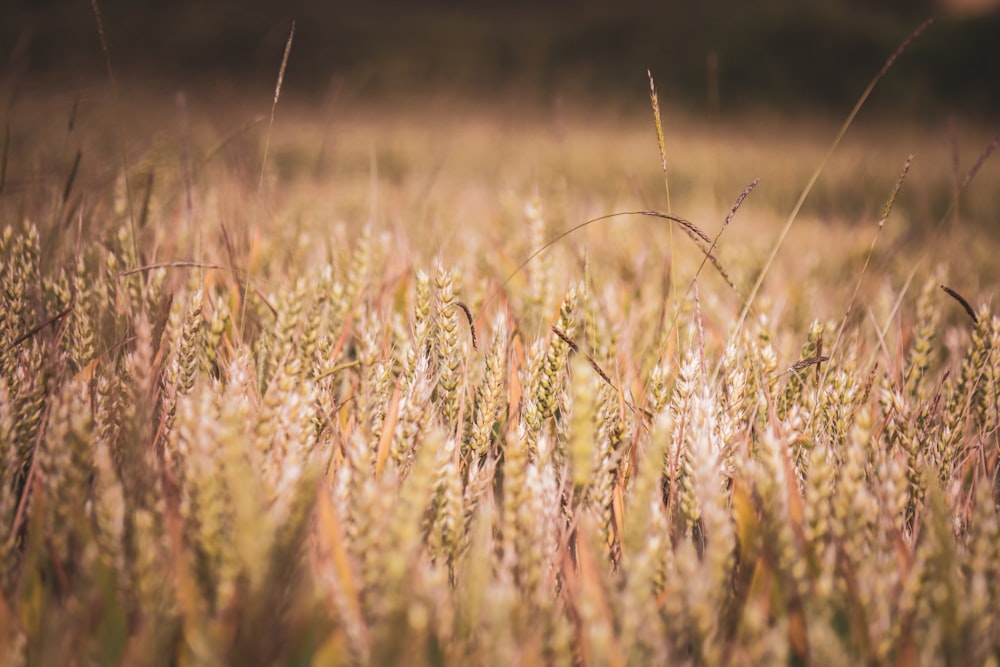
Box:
(1, 31, 1000, 665)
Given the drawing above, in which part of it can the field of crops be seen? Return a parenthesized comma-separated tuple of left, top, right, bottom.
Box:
(1, 22, 1000, 665)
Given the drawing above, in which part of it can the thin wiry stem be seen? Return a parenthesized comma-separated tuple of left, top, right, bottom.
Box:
(477, 209, 730, 325)
(724, 19, 933, 360)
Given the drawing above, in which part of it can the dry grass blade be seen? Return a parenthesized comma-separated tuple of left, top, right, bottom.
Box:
(786, 355, 830, 376)
(89, 0, 114, 83)
(940, 284, 978, 325)
(61, 150, 82, 204)
(644, 211, 741, 297)
(219, 221, 246, 337)
(219, 223, 240, 278)
(949, 118, 960, 225)
(0, 123, 9, 197)
(879, 19, 934, 77)
(119, 262, 278, 315)
(455, 301, 477, 350)
(315, 490, 365, 631)
(647, 69, 671, 214)
(807, 155, 912, 429)
(89, 0, 137, 262)
(645, 179, 759, 403)
(879, 154, 914, 224)
(242, 20, 295, 332)
(638, 209, 711, 245)
(177, 92, 195, 228)
(552, 325, 615, 391)
(679, 178, 760, 301)
(551, 325, 579, 354)
(199, 115, 267, 170)
(67, 95, 80, 133)
(649, 68, 679, 360)
(375, 383, 402, 478)
(656, 178, 760, 357)
(932, 128, 999, 229)
(258, 20, 295, 196)
(118, 261, 231, 277)
(478, 208, 735, 324)
(0, 304, 73, 356)
(727, 18, 933, 346)
(834, 153, 913, 351)
(314, 360, 360, 382)
(725, 177, 760, 228)
(137, 171, 154, 230)
(959, 130, 1000, 191)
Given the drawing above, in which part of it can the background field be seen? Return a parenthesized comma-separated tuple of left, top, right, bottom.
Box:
(5, 0, 1000, 118)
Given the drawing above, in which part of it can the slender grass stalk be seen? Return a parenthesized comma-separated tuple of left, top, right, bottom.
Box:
(89, 0, 138, 269)
(241, 20, 295, 334)
(720, 19, 933, 381)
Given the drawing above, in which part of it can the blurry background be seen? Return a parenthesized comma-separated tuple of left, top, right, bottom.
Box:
(1, 0, 998, 121)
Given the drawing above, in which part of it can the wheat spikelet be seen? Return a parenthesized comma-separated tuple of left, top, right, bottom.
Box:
(168, 382, 232, 607)
(36, 377, 93, 565)
(646, 360, 673, 416)
(434, 264, 464, 427)
(7, 343, 47, 502)
(513, 441, 560, 606)
(356, 307, 394, 450)
(831, 406, 879, 570)
(0, 378, 19, 593)
(66, 256, 97, 370)
(266, 277, 308, 375)
(301, 265, 335, 370)
(390, 356, 435, 474)
(345, 226, 374, 317)
(523, 283, 580, 451)
(201, 296, 231, 378)
(91, 432, 126, 574)
(778, 320, 824, 422)
(937, 305, 991, 481)
(964, 477, 1000, 662)
(620, 412, 672, 662)
(688, 392, 734, 663)
(976, 314, 999, 435)
(426, 435, 464, 573)
(803, 439, 836, 564)
(592, 378, 627, 559)
(129, 506, 178, 654)
(500, 423, 529, 571)
(904, 276, 941, 403)
(567, 354, 599, 496)
(468, 315, 507, 459)
(669, 351, 701, 533)
(165, 289, 204, 415)
(524, 196, 554, 325)
(747, 428, 809, 649)
(403, 269, 434, 386)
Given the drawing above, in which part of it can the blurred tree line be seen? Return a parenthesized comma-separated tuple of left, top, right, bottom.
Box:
(1, 0, 996, 120)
